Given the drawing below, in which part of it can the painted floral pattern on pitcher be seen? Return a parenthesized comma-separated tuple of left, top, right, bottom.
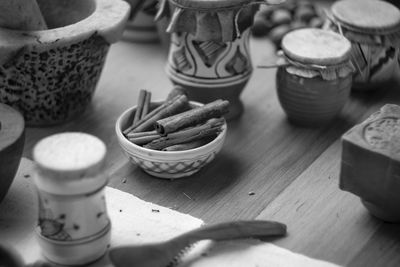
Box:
(167, 29, 252, 83)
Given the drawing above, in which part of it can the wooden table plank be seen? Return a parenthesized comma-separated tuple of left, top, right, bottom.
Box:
(349, 223, 400, 267)
(255, 139, 380, 266)
(255, 85, 400, 266)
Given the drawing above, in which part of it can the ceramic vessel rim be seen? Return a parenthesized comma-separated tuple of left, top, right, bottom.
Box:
(331, 0, 400, 33)
(0, 0, 129, 44)
(115, 100, 227, 157)
(281, 28, 352, 66)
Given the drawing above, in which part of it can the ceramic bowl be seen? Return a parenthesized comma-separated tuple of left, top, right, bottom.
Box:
(0, 0, 130, 126)
(0, 104, 25, 203)
(115, 101, 227, 179)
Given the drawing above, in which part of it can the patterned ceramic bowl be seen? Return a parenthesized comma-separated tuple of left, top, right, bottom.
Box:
(115, 101, 227, 179)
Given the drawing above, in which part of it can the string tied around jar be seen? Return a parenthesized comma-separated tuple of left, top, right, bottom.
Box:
(259, 50, 356, 81)
(323, 10, 400, 47)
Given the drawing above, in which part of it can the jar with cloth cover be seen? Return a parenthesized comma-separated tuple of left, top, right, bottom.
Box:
(327, 0, 400, 90)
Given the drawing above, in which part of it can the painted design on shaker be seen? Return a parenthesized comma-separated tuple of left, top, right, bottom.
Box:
(38, 195, 72, 241)
(36, 188, 110, 242)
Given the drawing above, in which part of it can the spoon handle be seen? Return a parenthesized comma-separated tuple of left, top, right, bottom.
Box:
(171, 220, 287, 247)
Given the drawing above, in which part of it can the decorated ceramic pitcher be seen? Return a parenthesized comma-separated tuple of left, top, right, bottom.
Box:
(328, 0, 400, 90)
(33, 132, 110, 265)
(157, 0, 282, 119)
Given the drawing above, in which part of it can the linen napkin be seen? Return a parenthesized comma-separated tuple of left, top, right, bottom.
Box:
(0, 158, 340, 267)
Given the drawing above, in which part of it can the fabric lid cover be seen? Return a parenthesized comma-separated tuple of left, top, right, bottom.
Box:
(156, 0, 282, 42)
(281, 28, 352, 66)
(331, 0, 400, 34)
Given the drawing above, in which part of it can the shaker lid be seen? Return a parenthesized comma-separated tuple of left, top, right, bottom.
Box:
(331, 0, 400, 34)
(281, 28, 352, 66)
(33, 132, 106, 180)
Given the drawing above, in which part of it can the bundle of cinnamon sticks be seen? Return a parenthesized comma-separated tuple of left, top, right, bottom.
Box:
(123, 87, 229, 151)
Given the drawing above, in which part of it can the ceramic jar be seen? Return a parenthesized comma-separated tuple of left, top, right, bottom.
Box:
(329, 0, 400, 90)
(157, 0, 279, 120)
(33, 132, 110, 265)
(276, 28, 354, 126)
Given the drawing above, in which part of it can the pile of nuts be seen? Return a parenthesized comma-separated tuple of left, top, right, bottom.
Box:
(251, 0, 325, 48)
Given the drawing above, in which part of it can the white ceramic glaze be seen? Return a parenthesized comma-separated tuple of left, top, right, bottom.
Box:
(33, 133, 111, 265)
(115, 101, 227, 179)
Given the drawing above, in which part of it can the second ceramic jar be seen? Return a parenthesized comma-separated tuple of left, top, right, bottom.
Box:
(276, 28, 354, 126)
(329, 0, 400, 90)
(157, 0, 279, 120)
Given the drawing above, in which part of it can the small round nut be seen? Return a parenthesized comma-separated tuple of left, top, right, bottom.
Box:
(269, 24, 291, 47)
(270, 9, 292, 26)
(294, 6, 316, 22)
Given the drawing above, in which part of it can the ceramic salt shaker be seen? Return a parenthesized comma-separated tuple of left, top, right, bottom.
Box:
(276, 28, 354, 126)
(32, 132, 110, 265)
(328, 0, 400, 90)
(157, 0, 280, 120)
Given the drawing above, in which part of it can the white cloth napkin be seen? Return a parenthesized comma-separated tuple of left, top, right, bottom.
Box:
(0, 158, 340, 267)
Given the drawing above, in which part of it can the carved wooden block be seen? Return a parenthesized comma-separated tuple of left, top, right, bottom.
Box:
(340, 104, 400, 222)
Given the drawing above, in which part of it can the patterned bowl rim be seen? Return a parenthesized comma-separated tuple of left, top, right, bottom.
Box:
(115, 100, 227, 157)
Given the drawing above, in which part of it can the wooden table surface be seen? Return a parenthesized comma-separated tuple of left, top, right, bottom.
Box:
(19, 26, 400, 267)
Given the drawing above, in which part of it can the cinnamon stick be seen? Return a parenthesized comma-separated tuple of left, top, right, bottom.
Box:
(144, 118, 224, 150)
(127, 130, 160, 145)
(0, 0, 48, 30)
(141, 91, 152, 119)
(162, 139, 211, 151)
(155, 99, 229, 135)
(133, 89, 147, 125)
(129, 134, 160, 145)
(124, 94, 189, 134)
(126, 130, 157, 138)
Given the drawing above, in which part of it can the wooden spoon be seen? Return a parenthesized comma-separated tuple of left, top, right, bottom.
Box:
(109, 220, 287, 267)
